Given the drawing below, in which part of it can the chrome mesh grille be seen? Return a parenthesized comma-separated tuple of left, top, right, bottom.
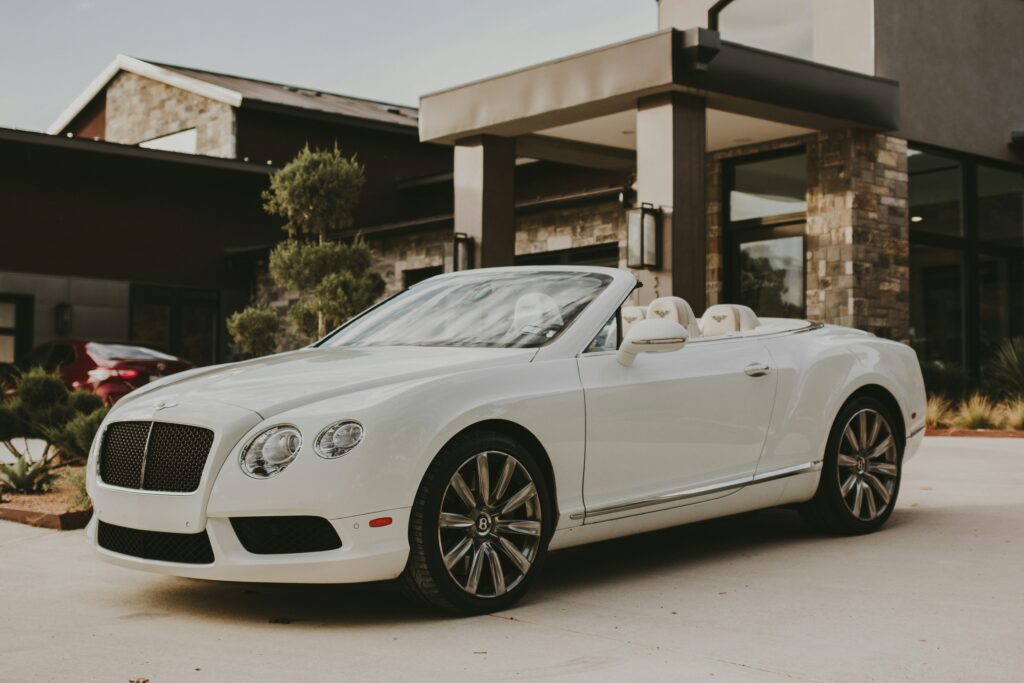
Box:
(98, 421, 214, 493)
(98, 521, 214, 564)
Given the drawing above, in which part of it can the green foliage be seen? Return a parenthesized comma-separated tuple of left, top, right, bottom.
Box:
(42, 407, 108, 464)
(68, 390, 104, 416)
(17, 367, 69, 417)
(987, 337, 1024, 399)
(227, 306, 281, 358)
(0, 400, 28, 443)
(262, 144, 366, 241)
(62, 468, 91, 511)
(0, 455, 56, 494)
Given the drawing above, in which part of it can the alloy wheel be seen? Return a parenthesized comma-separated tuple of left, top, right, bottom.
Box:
(836, 409, 899, 522)
(438, 450, 543, 598)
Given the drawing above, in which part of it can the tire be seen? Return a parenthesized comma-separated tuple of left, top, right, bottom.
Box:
(401, 430, 553, 615)
(800, 396, 903, 535)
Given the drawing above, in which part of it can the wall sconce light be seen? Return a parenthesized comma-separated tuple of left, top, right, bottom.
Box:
(54, 302, 73, 336)
(443, 232, 475, 272)
(627, 203, 661, 270)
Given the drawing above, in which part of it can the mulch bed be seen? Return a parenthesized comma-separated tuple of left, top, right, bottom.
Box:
(926, 428, 1024, 438)
(0, 466, 93, 530)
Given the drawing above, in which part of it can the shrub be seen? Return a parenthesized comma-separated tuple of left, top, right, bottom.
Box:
(227, 306, 281, 358)
(1001, 399, 1024, 431)
(68, 390, 104, 416)
(61, 468, 90, 511)
(988, 337, 1024, 400)
(43, 407, 108, 463)
(951, 394, 1002, 430)
(0, 455, 56, 494)
(925, 395, 952, 429)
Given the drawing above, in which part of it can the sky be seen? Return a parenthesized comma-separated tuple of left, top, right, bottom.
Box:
(0, 0, 657, 132)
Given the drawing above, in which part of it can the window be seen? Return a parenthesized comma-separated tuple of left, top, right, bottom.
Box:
(725, 149, 808, 318)
(908, 146, 1024, 386)
(403, 265, 443, 288)
(0, 301, 15, 364)
(0, 294, 33, 365)
(131, 285, 219, 365)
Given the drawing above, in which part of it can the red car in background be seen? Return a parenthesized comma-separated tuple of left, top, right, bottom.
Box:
(20, 340, 193, 404)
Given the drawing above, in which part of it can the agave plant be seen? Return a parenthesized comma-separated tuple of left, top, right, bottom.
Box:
(988, 337, 1024, 400)
(0, 454, 57, 494)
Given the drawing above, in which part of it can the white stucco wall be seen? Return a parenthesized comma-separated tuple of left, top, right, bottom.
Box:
(657, 0, 874, 74)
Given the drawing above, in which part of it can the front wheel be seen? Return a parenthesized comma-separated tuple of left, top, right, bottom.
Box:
(402, 431, 551, 614)
(801, 396, 903, 535)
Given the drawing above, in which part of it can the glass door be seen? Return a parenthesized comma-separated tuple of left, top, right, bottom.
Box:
(0, 294, 33, 365)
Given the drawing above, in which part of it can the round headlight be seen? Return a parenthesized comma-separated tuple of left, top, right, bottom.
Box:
(240, 425, 302, 478)
(314, 420, 364, 459)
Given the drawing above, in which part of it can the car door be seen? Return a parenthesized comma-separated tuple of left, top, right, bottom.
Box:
(577, 335, 777, 519)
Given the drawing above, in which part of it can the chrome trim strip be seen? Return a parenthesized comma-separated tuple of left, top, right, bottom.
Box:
(571, 460, 823, 521)
(907, 425, 925, 439)
(137, 421, 155, 489)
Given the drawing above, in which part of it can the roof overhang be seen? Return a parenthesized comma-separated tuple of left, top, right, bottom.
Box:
(47, 55, 243, 135)
(419, 28, 900, 144)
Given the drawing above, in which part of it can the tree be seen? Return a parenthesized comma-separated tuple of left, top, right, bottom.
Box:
(228, 145, 385, 356)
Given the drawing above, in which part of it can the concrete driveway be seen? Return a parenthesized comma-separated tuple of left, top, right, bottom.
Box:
(3, 436, 1022, 682)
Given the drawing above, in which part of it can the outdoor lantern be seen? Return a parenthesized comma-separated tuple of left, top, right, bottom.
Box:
(444, 232, 475, 272)
(627, 203, 661, 269)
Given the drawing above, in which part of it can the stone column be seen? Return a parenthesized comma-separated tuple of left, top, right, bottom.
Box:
(635, 92, 707, 308)
(806, 129, 910, 341)
(453, 135, 516, 268)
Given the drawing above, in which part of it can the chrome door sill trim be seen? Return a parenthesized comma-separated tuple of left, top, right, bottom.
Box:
(907, 425, 925, 439)
(572, 460, 822, 521)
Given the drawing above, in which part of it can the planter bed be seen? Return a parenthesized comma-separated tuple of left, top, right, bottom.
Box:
(926, 428, 1024, 439)
(0, 466, 92, 530)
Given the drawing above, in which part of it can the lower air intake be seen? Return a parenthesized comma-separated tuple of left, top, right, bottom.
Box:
(230, 516, 342, 554)
(97, 521, 214, 564)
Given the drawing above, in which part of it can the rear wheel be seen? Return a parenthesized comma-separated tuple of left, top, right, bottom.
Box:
(801, 396, 902, 535)
(402, 431, 551, 614)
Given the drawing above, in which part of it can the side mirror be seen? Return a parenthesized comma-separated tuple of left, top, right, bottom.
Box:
(617, 318, 688, 367)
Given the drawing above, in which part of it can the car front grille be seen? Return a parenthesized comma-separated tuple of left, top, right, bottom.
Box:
(97, 521, 214, 564)
(99, 421, 214, 493)
(230, 516, 343, 554)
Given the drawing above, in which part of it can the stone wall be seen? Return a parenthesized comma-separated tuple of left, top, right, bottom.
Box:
(105, 72, 236, 158)
(371, 227, 450, 294)
(806, 130, 910, 341)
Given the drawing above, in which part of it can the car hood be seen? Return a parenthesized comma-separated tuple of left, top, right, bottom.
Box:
(119, 345, 536, 417)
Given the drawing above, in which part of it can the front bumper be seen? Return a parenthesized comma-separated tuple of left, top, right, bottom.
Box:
(87, 507, 411, 584)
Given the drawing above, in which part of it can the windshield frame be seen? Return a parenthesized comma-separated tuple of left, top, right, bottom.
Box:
(316, 267, 626, 352)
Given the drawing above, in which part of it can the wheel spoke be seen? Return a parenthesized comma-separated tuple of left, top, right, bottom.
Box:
(476, 453, 491, 506)
(869, 436, 895, 460)
(439, 512, 474, 530)
(496, 519, 541, 537)
(484, 544, 506, 596)
(496, 535, 533, 574)
(863, 473, 891, 504)
(492, 455, 516, 503)
(851, 480, 865, 517)
(840, 473, 859, 497)
(450, 473, 476, 509)
(844, 425, 861, 453)
(500, 483, 537, 515)
(862, 481, 878, 519)
(867, 412, 882, 449)
(858, 412, 869, 452)
(869, 461, 898, 477)
(443, 536, 474, 570)
(464, 546, 484, 594)
(837, 454, 859, 469)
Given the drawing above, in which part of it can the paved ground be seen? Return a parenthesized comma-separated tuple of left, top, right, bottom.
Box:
(2, 436, 1022, 682)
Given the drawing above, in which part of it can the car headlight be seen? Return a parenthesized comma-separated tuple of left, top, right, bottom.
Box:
(240, 425, 302, 478)
(314, 420, 364, 459)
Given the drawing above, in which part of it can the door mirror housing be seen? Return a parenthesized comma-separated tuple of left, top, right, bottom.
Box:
(617, 319, 688, 367)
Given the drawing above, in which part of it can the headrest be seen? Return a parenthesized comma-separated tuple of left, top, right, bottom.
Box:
(647, 296, 701, 339)
(702, 304, 761, 337)
(620, 306, 647, 336)
(512, 292, 563, 332)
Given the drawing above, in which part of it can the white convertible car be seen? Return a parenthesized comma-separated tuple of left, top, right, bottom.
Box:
(86, 266, 926, 614)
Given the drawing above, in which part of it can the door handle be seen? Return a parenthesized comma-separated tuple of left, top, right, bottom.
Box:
(744, 362, 771, 378)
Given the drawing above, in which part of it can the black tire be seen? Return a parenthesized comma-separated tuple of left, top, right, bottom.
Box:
(800, 396, 903, 535)
(401, 430, 553, 615)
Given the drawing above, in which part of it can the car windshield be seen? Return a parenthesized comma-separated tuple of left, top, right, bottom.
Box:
(86, 342, 177, 361)
(320, 270, 613, 349)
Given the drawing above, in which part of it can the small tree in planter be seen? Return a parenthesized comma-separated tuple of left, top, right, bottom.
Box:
(228, 145, 385, 355)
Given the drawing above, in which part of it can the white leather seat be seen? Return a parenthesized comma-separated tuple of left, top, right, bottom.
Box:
(620, 305, 647, 337)
(646, 297, 702, 339)
(701, 304, 761, 337)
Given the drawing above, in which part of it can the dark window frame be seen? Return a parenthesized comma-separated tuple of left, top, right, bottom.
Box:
(722, 147, 809, 316)
(908, 143, 1024, 382)
(0, 293, 35, 364)
(129, 284, 221, 365)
